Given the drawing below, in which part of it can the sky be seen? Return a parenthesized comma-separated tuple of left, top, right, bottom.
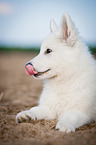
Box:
(0, 0, 96, 47)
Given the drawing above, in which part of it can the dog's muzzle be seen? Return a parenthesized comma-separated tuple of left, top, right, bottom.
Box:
(25, 62, 38, 75)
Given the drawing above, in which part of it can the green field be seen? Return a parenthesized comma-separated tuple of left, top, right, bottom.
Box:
(0, 46, 96, 54)
(0, 46, 40, 53)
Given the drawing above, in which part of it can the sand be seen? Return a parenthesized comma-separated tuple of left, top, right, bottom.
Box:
(0, 52, 96, 145)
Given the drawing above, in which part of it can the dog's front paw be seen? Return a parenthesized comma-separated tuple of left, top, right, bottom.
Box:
(56, 120, 75, 133)
(16, 110, 32, 123)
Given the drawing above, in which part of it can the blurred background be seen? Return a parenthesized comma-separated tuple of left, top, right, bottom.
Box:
(0, 0, 96, 52)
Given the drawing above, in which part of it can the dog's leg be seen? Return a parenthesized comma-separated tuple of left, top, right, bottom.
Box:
(16, 106, 56, 123)
(56, 110, 92, 133)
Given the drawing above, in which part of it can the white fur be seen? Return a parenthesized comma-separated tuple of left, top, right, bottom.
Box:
(16, 13, 96, 133)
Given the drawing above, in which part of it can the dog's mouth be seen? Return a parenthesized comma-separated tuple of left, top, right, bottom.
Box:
(34, 69, 51, 77)
(25, 62, 51, 77)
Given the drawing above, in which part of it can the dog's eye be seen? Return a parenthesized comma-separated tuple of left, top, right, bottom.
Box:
(45, 49, 52, 54)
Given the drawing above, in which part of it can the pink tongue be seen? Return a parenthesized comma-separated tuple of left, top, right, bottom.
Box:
(26, 64, 38, 75)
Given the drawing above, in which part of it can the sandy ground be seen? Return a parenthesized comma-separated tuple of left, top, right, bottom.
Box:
(0, 52, 96, 145)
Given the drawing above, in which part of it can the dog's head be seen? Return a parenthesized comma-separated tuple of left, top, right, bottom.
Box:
(26, 13, 80, 80)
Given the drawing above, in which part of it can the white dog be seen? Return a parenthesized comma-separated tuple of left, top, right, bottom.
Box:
(16, 13, 96, 133)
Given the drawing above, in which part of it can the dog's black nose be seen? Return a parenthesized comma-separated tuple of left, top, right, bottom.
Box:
(25, 62, 32, 68)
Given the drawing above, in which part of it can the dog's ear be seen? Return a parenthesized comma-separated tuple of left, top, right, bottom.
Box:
(50, 19, 58, 33)
(59, 13, 78, 45)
